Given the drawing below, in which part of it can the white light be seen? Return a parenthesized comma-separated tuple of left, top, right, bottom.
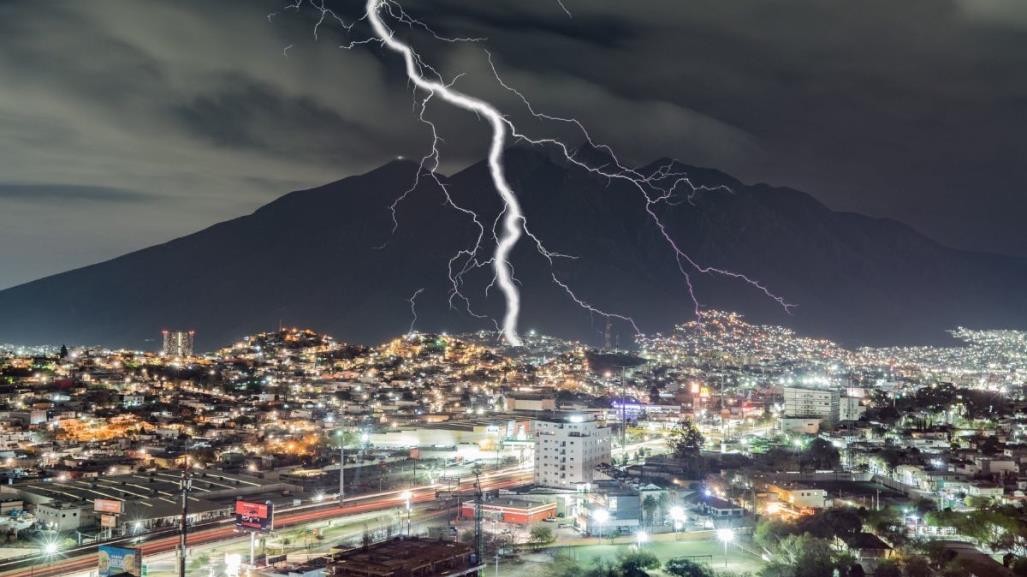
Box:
(591, 509, 609, 523)
(636, 530, 648, 544)
(669, 506, 685, 521)
(225, 553, 242, 577)
(717, 528, 735, 543)
(367, 0, 524, 346)
(44, 543, 58, 555)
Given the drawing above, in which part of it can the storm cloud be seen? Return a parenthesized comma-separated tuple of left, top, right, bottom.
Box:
(0, 0, 1025, 289)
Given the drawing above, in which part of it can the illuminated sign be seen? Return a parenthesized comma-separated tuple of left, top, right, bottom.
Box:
(234, 499, 273, 533)
(94, 499, 123, 514)
(101, 514, 118, 528)
(98, 545, 141, 577)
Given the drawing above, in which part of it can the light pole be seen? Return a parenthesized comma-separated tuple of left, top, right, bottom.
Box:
(336, 430, 346, 503)
(400, 491, 412, 536)
(635, 530, 648, 549)
(716, 528, 735, 569)
(178, 459, 193, 577)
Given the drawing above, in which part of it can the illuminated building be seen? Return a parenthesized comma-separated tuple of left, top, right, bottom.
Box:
(533, 413, 610, 489)
(783, 386, 840, 425)
(161, 330, 194, 357)
(459, 498, 556, 525)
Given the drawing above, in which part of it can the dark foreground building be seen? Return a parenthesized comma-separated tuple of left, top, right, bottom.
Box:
(327, 538, 482, 577)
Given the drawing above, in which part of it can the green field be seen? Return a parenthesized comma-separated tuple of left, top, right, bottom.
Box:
(497, 539, 764, 577)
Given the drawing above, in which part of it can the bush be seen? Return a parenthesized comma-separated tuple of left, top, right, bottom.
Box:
(665, 558, 714, 577)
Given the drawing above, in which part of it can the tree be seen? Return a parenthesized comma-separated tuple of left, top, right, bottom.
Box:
(616, 551, 660, 577)
(754, 518, 793, 553)
(902, 555, 932, 577)
(642, 495, 658, 528)
(669, 419, 704, 459)
(528, 525, 555, 550)
(657, 493, 670, 524)
(664, 558, 714, 577)
(797, 508, 862, 539)
(799, 438, 839, 471)
(759, 534, 838, 577)
(874, 560, 901, 577)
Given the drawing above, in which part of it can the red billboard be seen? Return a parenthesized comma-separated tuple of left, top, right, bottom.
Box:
(234, 499, 273, 533)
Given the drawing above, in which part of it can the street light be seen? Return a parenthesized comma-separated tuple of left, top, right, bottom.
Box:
(400, 491, 413, 536)
(635, 530, 648, 547)
(669, 506, 686, 532)
(591, 509, 609, 542)
(716, 528, 735, 568)
(33, 541, 59, 577)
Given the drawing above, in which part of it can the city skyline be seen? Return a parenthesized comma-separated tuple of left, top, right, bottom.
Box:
(2, 3, 1027, 577)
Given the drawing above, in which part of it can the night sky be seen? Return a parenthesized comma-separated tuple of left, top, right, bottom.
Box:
(1, 0, 1025, 289)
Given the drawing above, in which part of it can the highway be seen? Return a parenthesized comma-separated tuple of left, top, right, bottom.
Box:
(1, 467, 532, 577)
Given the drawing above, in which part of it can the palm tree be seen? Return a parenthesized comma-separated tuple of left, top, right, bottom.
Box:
(642, 495, 658, 528)
(656, 493, 670, 526)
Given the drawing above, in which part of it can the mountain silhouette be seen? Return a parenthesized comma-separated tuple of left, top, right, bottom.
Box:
(1, 147, 1025, 351)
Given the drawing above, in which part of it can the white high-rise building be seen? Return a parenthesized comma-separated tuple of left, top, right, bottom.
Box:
(783, 386, 840, 425)
(533, 413, 611, 489)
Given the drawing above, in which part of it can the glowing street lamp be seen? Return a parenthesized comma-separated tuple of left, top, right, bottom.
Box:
(669, 506, 686, 532)
(400, 491, 413, 535)
(716, 528, 735, 568)
(635, 530, 648, 547)
(592, 508, 610, 541)
(33, 541, 59, 577)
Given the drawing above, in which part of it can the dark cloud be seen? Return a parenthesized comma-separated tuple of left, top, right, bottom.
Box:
(0, 184, 154, 204)
(0, 0, 1025, 289)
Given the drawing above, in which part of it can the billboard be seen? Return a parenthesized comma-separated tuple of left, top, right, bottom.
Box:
(94, 499, 123, 514)
(98, 545, 141, 577)
(234, 499, 273, 533)
(100, 514, 118, 528)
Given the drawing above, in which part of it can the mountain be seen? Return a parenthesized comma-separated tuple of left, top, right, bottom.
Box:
(1, 147, 1025, 351)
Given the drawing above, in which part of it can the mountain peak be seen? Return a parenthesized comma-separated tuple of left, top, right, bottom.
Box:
(0, 154, 1024, 350)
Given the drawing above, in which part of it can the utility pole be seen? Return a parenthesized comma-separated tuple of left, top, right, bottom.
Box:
(339, 443, 345, 503)
(178, 458, 192, 577)
(473, 469, 484, 575)
(620, 368, 628, 452)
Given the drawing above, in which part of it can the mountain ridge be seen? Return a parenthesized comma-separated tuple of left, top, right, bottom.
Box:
(1, 147, 1024, 351)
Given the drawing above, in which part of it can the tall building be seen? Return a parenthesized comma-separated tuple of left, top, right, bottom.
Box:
(783, 386, 840, 425)
(162, 330, 195, 357)
(533, 413, 611, 489)
(838, 396, 866, 422)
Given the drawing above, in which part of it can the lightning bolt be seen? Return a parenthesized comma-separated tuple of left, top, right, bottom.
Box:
(406, 287, 425, 336)
(281, 0, 792, 347)
(365, 0, 526, 346)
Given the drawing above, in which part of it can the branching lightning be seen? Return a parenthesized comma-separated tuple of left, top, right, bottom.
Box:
(281, 0, 793, 347)
(406, 287, 425, 336)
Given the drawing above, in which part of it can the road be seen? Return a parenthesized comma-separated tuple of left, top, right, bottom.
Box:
(2, 467, 531, 577)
